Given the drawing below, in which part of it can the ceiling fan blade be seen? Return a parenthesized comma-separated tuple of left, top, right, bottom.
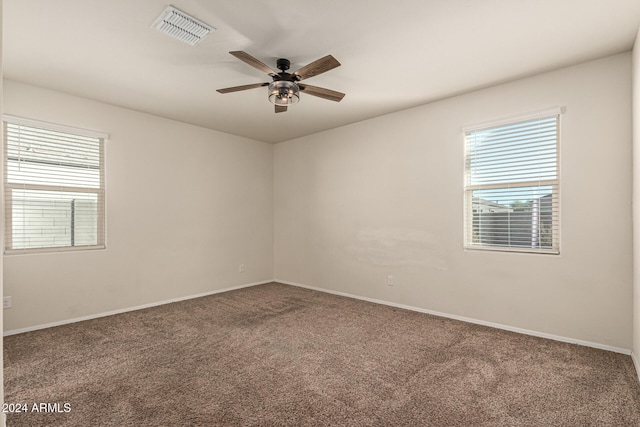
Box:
(299, 84, 345, 102)
(229, 51, 278, 76)
(275, 105, 288, 113)
(292, 55, 341, 80)
(216, 82, 269, 94)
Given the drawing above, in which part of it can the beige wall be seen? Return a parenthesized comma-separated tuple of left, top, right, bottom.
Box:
(275, 53, 633, 350)
(3, 52, 635, 353)
(3, 80, 274, 332)
(633, 28, 640, 366)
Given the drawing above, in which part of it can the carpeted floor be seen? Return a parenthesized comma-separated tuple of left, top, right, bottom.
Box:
(4, 282, 640, 426)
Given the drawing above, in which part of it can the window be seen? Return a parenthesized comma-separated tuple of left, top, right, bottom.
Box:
(463, 108, 560, 254)
(3, 116, 107, 253)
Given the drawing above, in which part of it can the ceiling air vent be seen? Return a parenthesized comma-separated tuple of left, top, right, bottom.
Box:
(152, 6, 214, 46)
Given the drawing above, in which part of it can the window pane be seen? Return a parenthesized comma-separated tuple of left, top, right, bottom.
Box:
(6, 123, 101, 188)
(467, 117, 557, 185)
(471, 186, 556, 249)
(11, 189, 99, 249)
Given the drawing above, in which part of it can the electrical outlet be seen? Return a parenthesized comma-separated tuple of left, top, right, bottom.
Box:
(239, 264, 245, 273)
(3, 296, 12, 309)
(387, 275, 394, 286)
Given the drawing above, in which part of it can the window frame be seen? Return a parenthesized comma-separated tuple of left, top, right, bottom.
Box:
(462, 107, 562, 255)
(3, 115, 108, 255)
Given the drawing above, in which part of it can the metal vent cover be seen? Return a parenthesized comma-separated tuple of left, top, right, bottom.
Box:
(152, 5, 214, 46)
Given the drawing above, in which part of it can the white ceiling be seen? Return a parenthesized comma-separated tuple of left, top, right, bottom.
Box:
(4, 0, 640, 143)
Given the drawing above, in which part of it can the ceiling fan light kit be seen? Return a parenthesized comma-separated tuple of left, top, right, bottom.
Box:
(269, 81, 300, 106)
(268, 58, 299, 106)
(217, 51, 345, 113)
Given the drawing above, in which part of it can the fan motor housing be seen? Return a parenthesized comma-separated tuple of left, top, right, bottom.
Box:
(276, 58, 290, 71)
(274, 72, 294, 82)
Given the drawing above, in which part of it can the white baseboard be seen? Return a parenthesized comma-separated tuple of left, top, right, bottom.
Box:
(3, 280, 272, 336)
(632, 352, 640, 382)
(6, 278, 633, 357)
(277, 279, 632, 356)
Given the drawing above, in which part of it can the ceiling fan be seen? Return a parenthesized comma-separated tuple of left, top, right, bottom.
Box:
(217, 51, 345, 113)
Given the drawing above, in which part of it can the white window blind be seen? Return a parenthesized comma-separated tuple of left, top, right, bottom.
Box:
(464, 110, 560, 254)
(3, 117, 107, 253)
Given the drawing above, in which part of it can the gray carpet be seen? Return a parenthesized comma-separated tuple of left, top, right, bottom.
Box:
(4, 282, 640, 426)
